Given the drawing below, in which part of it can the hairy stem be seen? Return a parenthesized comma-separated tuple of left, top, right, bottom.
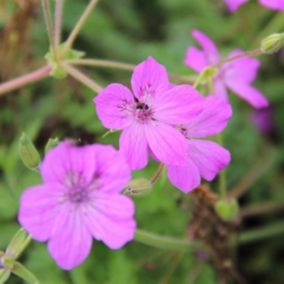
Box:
(68, 58, 196, 84)
(150, 164, 165, 185)
(54, 0, 64, 49)
(0, 66, 51, 96)
(240, 201, 284, 218)
(63, 0, 99, 53)
(135, 229, 203, 251)
(135, 221, 284, 252)
(41, 0, 56, 54)
(213, 48, 262, 68)
(229, 148, 276, 199)
(239, 220, 284, 244)
(63, 64, 102, 93)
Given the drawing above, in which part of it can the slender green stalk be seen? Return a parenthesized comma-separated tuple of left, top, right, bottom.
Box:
(68, 58, 134, 71)
(63, 64, 102, 93)
(41, 0, 56, 54)
(63, 0, 99, 53)
(150, 164, 165, 185)
(54, 0, 64, 50)
(229, 148, 276, 199)
(135, 229, 203, 251)
(239, 220, 284, 244)
(240, 201, 284, 218)
(0, 66, 51, 96)
(216, 134, 227, 198)
(135, 221, 284, 252)
(213, 48, 262, 68)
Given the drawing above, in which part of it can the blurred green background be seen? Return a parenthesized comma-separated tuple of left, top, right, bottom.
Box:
(1, 0, 284, 283)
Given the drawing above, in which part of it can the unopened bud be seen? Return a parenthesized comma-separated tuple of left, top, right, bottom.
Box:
(45, 137, 59, 154)
(260, 33, 284, 54)
(124, 178, 152, 196)
(19, 133, 41, 170)
(6, 229, 30, 259)
(214, 198, 239, 222)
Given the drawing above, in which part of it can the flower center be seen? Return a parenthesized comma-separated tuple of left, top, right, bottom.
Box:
(64, 171, 91, 204)
(134, 100, 153, 122)
(67, 188, 89, 203)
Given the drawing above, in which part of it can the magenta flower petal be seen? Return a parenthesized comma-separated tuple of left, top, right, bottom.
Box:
(153, 85, 204, 124)
(167, 159, 200, 193)
(145, 122, 188, 165)
(91, 145, 131, 193)
(119, 123, 148, 170)
(18, 184, 65, 242)
(224, 0, 248, 12)
(18, 141, 135, 270)
(85, 192, 136, 249)
(213, 80, 229, 99)
(259, 0, 284, 10)
(224, 50, 261, 84)
(94, 83, 134, 129)
(131, 56, 169, 98)
(184, 46, 208, 72)
(41, 141, 96, 186)
(226, 81, 269, 108)
(188, 140, 231, 181)
(186, 96, 232, 138)
(48, 209, 92, 270)
(191, 29, 220, 65)
(95, 56, 197, 169)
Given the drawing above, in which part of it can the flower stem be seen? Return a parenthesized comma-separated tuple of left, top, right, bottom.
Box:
(0, 66, 52, 96)
(41, 0, 56, 54)
(229, 148, 276, 199)
(239, 220, 284, 244)
(68, 58, 135, 71)
(54, 0, 64, 50)
(63, 64, 102, 93)
(63, 0, 99, 54)
(150, 164, 165, 185)
(135, 229, 203, 251)
(213, 48, 263, 68)
(68, 58, 196, 84)
(240, 201, 284, 218)
(135, 221, 284, 251)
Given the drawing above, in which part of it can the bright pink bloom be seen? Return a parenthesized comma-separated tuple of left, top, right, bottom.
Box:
(224, 0, 247, 12)
(167, 96, 232, 192)
(18, 141, 135, 270)
(259, 0, 284, 10)
(94, 56, 203, 170)
(225, 0, 284, 11)
(185, 29, 268, 109)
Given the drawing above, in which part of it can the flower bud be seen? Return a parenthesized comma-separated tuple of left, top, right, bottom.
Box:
(45, 137, 59, 154)
(214, 198, 239, 222)
(260, 33, 284, 54)
(124, 178, 152, 196)
(19, 133, 41, 170)
(6, 229, 30, 259)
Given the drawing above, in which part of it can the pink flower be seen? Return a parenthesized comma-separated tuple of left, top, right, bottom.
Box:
(18, 141, 136, 270)
(185, 29, 268, 109)
(224, 0, 247, 12)
(259, 0, 284, 11)
(225, 0, 284, 11)
(167, 96, 232, 192)
(94, 56, 203, 170)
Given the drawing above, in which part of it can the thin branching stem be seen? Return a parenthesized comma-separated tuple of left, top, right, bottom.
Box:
(0, 66, 51, 96)
(63, 64, 102, 93)
(63, 0, 99, 54)
(54, 0, 64, 50)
